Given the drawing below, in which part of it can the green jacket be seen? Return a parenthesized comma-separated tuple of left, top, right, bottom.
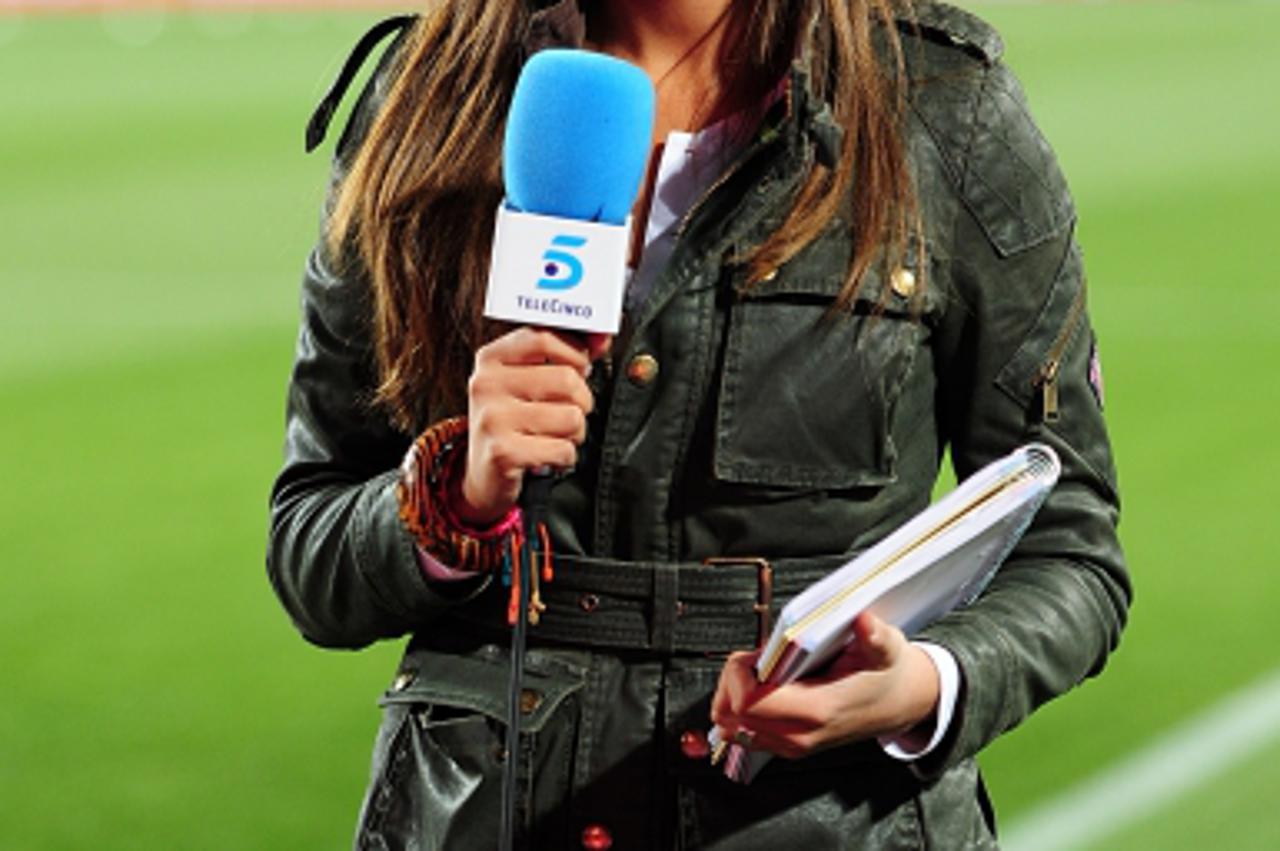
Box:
(268, 2, 1130, 848)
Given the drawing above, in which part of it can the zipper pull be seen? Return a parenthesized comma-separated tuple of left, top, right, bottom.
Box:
(1040, 361, 1061, 423)
(1033, 275, 1087, 426)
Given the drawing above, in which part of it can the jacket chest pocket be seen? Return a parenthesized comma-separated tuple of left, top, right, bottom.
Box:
(713, 246, 922, 491)
(355, 646, 586, 851)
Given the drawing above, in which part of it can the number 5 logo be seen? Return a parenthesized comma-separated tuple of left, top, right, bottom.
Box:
(537, 234, 587, 290)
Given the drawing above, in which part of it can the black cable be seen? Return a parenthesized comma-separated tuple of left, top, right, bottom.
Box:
(498, 473, 552, 851)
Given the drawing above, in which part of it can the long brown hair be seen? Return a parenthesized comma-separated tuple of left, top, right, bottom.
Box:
(329, 0, 917, 432)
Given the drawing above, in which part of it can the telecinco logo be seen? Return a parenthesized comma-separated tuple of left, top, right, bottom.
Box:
(537, 235, 587, 290)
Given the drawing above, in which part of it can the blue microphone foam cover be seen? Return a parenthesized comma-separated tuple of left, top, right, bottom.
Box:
(504, 49, 656, 225)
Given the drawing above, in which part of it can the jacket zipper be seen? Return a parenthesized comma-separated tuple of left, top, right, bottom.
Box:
(1033, 281, 1086, 423)
(675, 81, 794, 240)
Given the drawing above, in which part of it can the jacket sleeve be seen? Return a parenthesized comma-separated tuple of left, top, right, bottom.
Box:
(266, 247, 486, 649)
(266, 21, 487, 649)
(914, 60, 1132, 774)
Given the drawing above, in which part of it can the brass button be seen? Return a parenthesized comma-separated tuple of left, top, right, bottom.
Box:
(761, 267, 779, 282)
(581, 823, 613, 850)
(679, 729, 710, 760)
(391, 671, 415, 692)
(890, 267, 916, 298)
(625, 353, 659, 387)
(519, 688, 543, 715)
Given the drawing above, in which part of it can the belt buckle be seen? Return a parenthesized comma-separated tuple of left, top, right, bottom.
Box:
(702, 557, 774, 648)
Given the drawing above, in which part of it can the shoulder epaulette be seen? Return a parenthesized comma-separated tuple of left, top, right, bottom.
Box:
(305, 14, 417, 153)
(897, 0, 1004, 65)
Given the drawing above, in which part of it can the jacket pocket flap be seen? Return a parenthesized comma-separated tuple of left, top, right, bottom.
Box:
(734, 220, 851, 300)
(379, 647, 584, 734)
(739, 248, 926, 321)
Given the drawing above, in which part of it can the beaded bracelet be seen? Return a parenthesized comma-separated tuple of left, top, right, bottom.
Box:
(396, 416, 521, 575)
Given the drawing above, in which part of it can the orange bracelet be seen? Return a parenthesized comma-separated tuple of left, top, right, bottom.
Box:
(396, 416, 521, 574)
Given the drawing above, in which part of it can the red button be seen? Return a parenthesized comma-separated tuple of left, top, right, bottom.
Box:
(581, 823, 613, 850)
(680, 729, 710, 760)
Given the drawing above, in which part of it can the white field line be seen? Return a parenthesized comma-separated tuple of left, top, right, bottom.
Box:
(1001, 666, 1280, 851)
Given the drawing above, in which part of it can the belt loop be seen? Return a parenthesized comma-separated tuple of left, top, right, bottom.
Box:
(650, 562, 679, 654)
(703, 557, 773, 647)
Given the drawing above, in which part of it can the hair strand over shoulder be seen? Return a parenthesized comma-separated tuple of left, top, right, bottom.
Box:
(330, 0, 920, 432)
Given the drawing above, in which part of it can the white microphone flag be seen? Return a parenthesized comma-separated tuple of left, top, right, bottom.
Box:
(484, 204, 631, 334)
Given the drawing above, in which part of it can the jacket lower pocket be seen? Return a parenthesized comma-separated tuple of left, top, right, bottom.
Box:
(354, 645, 585, 851)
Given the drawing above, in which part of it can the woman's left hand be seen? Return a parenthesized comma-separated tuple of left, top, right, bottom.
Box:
(709, 611, 941, 759)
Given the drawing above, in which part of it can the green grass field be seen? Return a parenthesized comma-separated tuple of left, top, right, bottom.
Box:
(1, 4, 1277, 848)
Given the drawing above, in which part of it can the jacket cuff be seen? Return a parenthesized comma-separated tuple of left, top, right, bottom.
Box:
(359, 470, 492, 609)
(909, 612, 1013, 779)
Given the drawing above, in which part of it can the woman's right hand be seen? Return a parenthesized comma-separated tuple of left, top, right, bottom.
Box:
(458, 327, 605, 526)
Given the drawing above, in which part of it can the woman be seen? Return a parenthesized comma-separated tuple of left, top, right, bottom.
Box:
(269, 0, 1130, 848)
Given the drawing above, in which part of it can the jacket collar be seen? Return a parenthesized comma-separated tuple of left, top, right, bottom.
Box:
(521, 0, 843, 167)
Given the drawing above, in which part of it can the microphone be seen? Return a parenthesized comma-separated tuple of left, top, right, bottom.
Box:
(485, 48, 656, 333)
(486, 49, 654, 851)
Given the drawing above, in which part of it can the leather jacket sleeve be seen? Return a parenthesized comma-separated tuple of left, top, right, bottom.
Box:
(266, 246, 486, 649)
(914, 59, 1131, 775)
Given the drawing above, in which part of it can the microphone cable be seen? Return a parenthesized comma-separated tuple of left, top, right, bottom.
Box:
(499, 472, 554, 850)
